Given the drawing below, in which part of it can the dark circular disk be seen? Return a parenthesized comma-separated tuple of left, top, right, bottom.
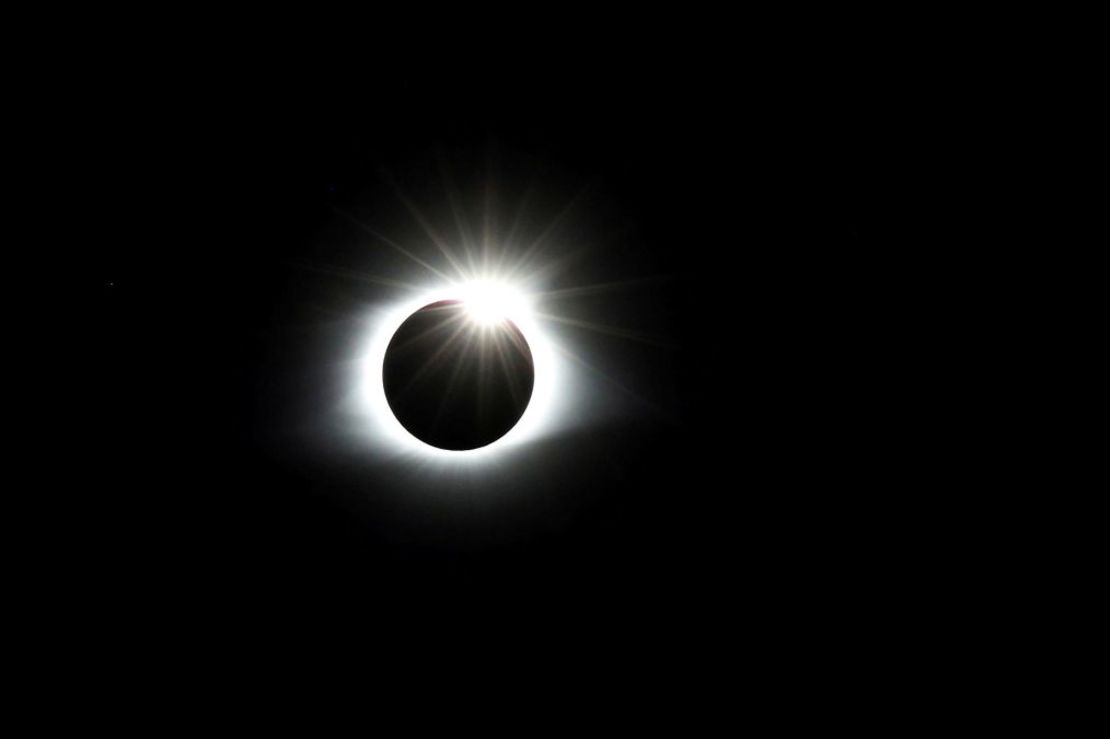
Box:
(382, 300, 535, 450)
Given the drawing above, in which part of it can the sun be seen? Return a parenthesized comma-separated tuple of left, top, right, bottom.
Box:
(456, 280, 531, 326)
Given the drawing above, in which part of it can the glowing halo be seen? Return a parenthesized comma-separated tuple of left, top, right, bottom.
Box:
(355, 278, 564, 464)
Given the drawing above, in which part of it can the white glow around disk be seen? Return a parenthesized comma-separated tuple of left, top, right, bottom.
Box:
(355, 279, 565, 464)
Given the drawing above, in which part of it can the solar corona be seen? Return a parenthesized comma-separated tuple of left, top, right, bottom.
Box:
(357, 277, 564, 464)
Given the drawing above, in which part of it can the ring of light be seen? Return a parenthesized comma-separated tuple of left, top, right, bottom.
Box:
(357, 280, 561, 463)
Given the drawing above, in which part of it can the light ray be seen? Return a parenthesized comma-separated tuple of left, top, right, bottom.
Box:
(382, 171, 469, 278)
(536, 274, 674, 301)
(508, 185, 594, 281)
(333, 206, 455, 283)
(534, 312, 675, 348)
(394, 313, 475, 397)
(434, 328, 480, 429)
(481, 155, 498, 274)
(438, 156, 479, 276)
(284, 258, 422, 292)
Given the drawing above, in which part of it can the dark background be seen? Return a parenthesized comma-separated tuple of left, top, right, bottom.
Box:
(82, 45, 932, 650)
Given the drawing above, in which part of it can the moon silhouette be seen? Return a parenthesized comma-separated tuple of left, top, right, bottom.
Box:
(382, 300, 535, 450)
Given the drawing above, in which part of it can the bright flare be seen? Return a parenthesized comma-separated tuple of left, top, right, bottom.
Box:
(458, 281, 530, 326)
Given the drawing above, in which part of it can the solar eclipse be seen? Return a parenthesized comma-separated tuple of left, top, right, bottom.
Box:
(356, 279, 566, 464)
(382, 299, 535, 451)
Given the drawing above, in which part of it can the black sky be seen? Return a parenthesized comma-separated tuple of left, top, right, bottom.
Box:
(81, 43, 933, 653)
